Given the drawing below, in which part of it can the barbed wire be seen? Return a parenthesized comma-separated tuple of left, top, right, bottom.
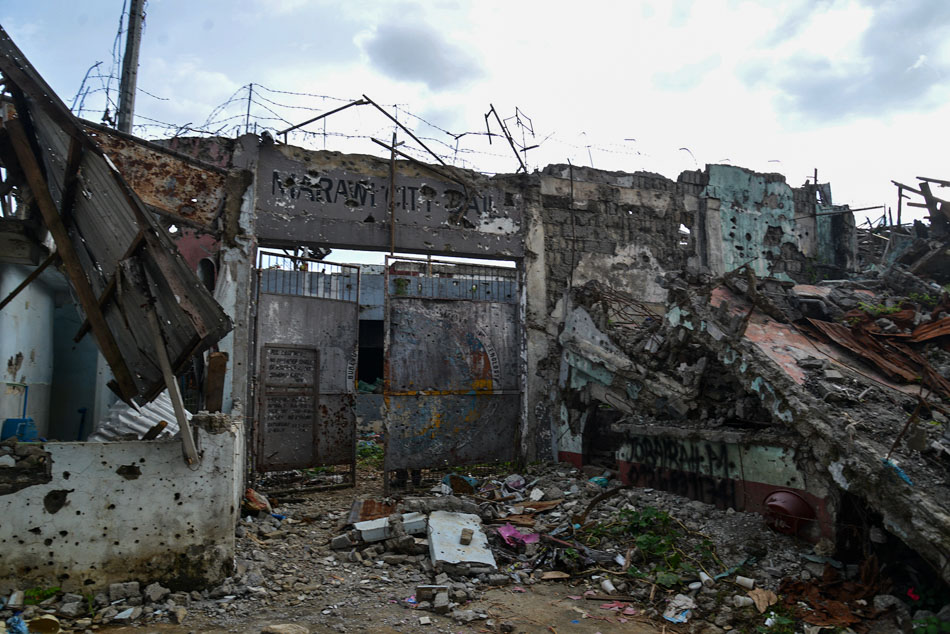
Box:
(68, 73, 662, 174)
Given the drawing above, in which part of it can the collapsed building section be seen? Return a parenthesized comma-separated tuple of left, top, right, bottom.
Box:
(1, 23, 948, 601)
(0, 28, 243, 588)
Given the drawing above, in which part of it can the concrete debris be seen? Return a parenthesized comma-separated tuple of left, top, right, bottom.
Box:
(260, 625, 309, 634)
(427, 511, 496, 570)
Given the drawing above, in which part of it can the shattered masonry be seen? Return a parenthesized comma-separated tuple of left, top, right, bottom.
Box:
(1, 25, 949, 626)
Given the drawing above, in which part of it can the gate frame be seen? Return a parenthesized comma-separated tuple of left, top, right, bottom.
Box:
(250, 249, 360, 483)
(382, 254, 524, 491)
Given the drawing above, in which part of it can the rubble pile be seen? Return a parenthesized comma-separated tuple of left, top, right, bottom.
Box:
(4, 459, 950, 631)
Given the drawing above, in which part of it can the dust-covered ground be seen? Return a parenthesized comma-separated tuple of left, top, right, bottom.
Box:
(5, 461, 947, 634)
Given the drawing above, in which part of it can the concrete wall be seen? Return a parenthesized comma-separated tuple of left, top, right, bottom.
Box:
(0, 420, 243, 592)
(48, 301, 100, 440)
(1, 262, 55, 435)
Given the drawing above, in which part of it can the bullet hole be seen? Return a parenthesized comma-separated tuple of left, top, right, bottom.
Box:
(63, 472, 70, 480)
(44, 538, 52, 546)
(59, 530, 68, 537)
(28, 527, 41, 534)
(44, 489, 72, 514)
(363, 213, 376, 223)
(174, 492, 181, 501)
(116, 464, 142, 480)
(107, 504, 115, 510)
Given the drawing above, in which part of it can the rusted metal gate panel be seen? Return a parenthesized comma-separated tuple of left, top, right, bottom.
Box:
(254, 253, 359, 472)
(383, 257, 521, 472)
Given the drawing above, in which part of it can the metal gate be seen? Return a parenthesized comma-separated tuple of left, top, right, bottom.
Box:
(254, 252, 359, 474)
(383, 256, 521, 474)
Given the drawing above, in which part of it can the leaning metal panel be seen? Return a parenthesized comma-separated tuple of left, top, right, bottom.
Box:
(254, 252, 359, 473)
(384, 257, 521, 474)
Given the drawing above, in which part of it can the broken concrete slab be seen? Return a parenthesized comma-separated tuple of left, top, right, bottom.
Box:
(427, 511, 496, 570)
(353, 511, 427, 543)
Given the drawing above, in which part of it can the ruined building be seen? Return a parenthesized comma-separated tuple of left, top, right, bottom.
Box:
(1, 25, 949, 600)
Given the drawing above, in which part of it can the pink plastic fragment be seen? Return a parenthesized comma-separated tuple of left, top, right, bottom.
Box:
(497, 523, 540, 546)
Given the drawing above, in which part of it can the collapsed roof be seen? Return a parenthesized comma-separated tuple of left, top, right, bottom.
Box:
(0, 26, 232, 406)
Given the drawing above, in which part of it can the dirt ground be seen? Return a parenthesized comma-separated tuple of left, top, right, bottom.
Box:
(62, 459, 938, 634)
(99, 581, 663, 633)
(90, 466, 668, 633)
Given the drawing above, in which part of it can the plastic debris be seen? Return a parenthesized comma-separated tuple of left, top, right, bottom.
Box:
(662, 594, 695, 623)
(497, 523, 539, 546)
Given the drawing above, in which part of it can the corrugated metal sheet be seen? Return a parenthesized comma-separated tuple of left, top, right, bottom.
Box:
(83, 122, 229, 230)
(87, 391, 185, 442)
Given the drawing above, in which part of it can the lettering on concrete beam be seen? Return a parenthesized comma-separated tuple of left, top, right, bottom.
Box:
(270, 170, 494, 221)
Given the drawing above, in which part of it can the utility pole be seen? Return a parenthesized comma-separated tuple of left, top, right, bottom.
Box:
(117, 0, 146, 133)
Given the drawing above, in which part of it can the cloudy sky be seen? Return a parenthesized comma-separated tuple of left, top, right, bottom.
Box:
(3, 0, 949, 224)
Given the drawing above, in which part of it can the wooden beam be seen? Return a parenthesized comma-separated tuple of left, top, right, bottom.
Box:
(203, 351, 228, 413)
(59, 136, 85, 226)
(5, 117, 138, 401)
(73, 228, 146, 342)
(0, 251, 57, 311)
(917, 176, 950, 188)
(146, 306, 200, 466)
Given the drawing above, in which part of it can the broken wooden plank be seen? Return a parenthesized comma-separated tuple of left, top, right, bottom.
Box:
(203, 351, 229, 412)
(146, 305, 200, 466)
(5, 117, 139, 400)
(0, 251, 57, 311)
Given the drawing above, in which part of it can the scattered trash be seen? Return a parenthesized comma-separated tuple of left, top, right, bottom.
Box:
(662, 593, 695, 623)
(25, 615, 62, 634)
(496, 523, 539, 547)
(734, 595, 755, 608)
(442, 473, 478, 495)
(243, 488, 272, 514)
(735, 574, 756, 589)
(881, 458, 914, 485)
(5, 615, 29, 634)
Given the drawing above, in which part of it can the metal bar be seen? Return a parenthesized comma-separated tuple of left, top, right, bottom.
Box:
(382, 255, 392, 496)
(276, 98, 367, 138)
(370, 137, 472, 193)
(6, 117, 139, 400)
(793, 205, 883, 220)
(489, 104, 526, 173)
(897, 185, 903, 227)
(362, 94, 447, 166)
(389, 131, 396, 256)
(244, 83, 253, 135)
(146, 306, 200, 465)
(0, 251, 57, 311)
